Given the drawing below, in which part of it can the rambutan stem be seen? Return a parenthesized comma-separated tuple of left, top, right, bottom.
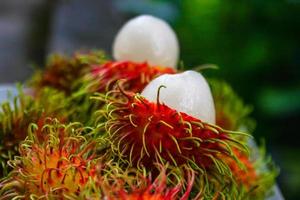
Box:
(156, 85, 166, 106)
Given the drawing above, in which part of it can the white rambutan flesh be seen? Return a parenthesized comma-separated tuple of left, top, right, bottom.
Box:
(141, 70, 216, 124)
(113, 15, 179, 69)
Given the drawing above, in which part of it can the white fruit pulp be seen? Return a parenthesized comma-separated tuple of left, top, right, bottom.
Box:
(141, 71, 216, 124)
(113, 15, 179, 68)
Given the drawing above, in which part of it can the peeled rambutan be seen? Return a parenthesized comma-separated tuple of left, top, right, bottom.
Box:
(0, 120, 101, 199)
(98, 90, 249, 179)
(29, 50, 108, 95)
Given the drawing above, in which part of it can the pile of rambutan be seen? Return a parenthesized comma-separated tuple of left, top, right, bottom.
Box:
(0, 15, 279, 200)
(0, 50, 277, 200)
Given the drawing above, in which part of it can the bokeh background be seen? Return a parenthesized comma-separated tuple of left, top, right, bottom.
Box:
(0, 0, 299, 199)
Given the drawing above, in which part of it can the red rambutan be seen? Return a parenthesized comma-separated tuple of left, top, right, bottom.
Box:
(98, 90, 249, 179)
(82, 61, 176, 94)
(112, 170, 193, 200)
(70, 61, 175, 125)
(86, 164, 196, 200)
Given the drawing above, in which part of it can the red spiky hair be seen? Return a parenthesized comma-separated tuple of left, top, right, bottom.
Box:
(113, 171, 193, 200)
(0, 120, 100, 199)
(92, 164, 195, 200)
(98, 89, 248, 178)
(84, 61, 176, 94)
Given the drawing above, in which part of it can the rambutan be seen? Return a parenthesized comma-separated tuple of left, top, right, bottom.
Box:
(225, 148, 258, 189)
(221, 144, 277, 199)
(98, 90, 249, 179)
(0, 119, 103, 199)
(81, 163, 195, 200)
(0, 87, 68, 177)
(111, 169, 193, 200)
(204, 79, 277, 199)
(29, 50, 108, 95)
(208, 79, 254, 131)
(70, 61, 175, 125)
(80, 61, 176, 94)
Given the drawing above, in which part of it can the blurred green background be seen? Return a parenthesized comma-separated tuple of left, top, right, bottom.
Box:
(0, 0, 299, 199)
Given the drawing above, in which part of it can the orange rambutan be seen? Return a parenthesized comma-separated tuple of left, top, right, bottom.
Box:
(0, 88, 68, 177)
(0, 120, 102, 199)
(222, 145, 277, 199)
(224, 148, 257, 188)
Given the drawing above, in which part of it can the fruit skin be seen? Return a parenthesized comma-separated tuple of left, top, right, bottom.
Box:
(223, 144, 278, 200)
(208, 79, 254, 132)
(29, 50, 108, 95)
(0, 119, 102, 199)
(99, 90, 248, 179)
(0, 87, 68, 177)
(110, 169, 194, 200)
(208, 79, 278, 199)
(113, 15, 179, 68)
(81, 164, 195, 200)
(82, 61, 176, 94)
(204, 79, 278, 199)
(71, 61, 175, 125)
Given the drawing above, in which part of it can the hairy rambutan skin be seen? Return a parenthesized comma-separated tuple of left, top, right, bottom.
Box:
(0, 87, 68, 177)
(83, 61, 176, 94)
(208, 79, 254, 132)
(112, 171, 193, 200)
(99, 91, 249, 178)
(82, 164, 195, 200)
(225, 148, 257, 189)
(71, 61, 175, 125)
(0, 120, 103, 199)
(221, 145, 278, 200)
(29, 50, 108, 95)
(208, 79, 277, 199)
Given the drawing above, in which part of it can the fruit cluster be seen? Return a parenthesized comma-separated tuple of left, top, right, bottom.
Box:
(0, 51, 277, 199)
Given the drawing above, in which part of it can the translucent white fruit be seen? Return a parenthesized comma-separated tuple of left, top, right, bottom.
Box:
(113, 15, 179, 68)
(141, 71, 216, 124)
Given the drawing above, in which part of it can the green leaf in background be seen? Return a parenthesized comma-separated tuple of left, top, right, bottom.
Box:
(258, 87, 300, 116)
